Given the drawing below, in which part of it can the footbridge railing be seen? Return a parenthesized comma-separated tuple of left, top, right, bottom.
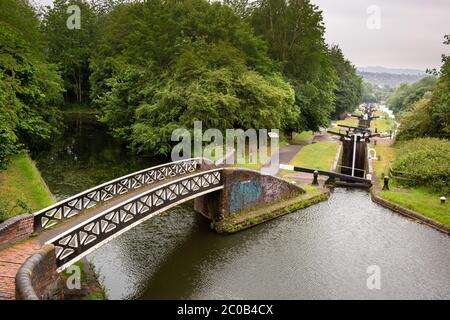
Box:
(33, 158, 203, 231)
(45, 169, 223, 271)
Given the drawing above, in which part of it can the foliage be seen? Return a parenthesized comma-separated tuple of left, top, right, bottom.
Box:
(329, 45, 362, 119)
(395, 35, 449, 141)
(392, 138, 450, 194)
(91, 0, 298, 155)
(387, 76, 437, 114)
(40, 0, 103, 102)
(0, 0, 64, 168)
(361, 81, 392, 103)
(250, 0, 337, 131)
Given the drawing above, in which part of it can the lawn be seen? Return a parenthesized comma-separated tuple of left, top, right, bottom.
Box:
(372, 144, 450, 227)
(292, 131, 314, 144)
(232, 134, 290, 171)
(336, 118, 358, 127)
(288, 142, 339, 171)
(0, 154, 54, 222)
(371, 117, 395, 134)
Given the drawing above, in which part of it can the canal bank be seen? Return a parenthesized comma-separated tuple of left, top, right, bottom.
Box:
(86, 188, 450, 300)
(5, 111, 448, 300)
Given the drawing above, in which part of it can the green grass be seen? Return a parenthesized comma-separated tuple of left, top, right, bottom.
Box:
(371, 117, 395, 134)
(233, 135, 289, 171)
(372, 144, 450, 227)
(336, 118, 358, 127)
(0, 153, 54, 221)
(203, 145, 234, 162)
(380, 187, 450, 227)
(288, 142, 339, 171)
(292, 131, 314, 144)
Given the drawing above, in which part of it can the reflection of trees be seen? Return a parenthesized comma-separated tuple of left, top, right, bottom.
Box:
(34, 114, 165, 199)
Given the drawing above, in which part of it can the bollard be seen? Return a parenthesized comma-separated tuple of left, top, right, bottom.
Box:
(374, 140, 377, 146)
(382, 176, 389, 190)
(312, 170, 319, 185)
(375, 128, 378, 133)
(440, 196, 446, 204)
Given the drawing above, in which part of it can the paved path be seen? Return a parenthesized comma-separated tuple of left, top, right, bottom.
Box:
(0, 240, 39, 300)
(0, 170, 201, 300)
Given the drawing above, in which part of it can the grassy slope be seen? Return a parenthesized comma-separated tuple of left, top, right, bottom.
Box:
(292, 131, 314, 143)
(336, 118, 358, 127)
(288, 142, 339, 171)
(371, 117, 395, 134)
(0, 154, 54, 221)
(373, 144, 449, 227)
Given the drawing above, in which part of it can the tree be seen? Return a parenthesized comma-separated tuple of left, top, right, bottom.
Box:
(41, 0, 104, 103)
(396, 35, 449, 141)
(250, 0, 337, 131)
(387, 76, 437, 114)
(329, 45, 362, 118)
(0, 0, 63, 168)
(90, 0, 298, 155)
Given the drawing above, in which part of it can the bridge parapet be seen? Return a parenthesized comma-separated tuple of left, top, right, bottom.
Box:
(195, 168, 304, 220)
(33, 158, 202, 232)
(46, 169, 223, 271)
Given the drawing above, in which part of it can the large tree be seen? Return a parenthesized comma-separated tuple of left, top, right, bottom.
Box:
(250, 0, 337, 131)
(90, 0, 298, 155)
(41, 0, 105, 103)
(0, 0, 63, 168)
(329, 45, 362, 119)
(396, 35, 449, 141)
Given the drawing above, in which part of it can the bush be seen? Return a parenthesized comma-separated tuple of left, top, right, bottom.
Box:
(392, 138, 450, 194)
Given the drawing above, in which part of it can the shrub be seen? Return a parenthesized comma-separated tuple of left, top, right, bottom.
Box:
(392, 138, 450, 194)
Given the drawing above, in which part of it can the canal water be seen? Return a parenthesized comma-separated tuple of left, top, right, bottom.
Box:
(35, 114, 450, 300)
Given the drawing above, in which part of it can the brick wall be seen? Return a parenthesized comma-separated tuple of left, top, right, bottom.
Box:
(0, 214, 34, 248)
(195, 168, 304, 220)
(15, 244, 63, 300)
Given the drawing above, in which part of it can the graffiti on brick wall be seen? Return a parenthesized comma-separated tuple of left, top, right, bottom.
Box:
(229, 178, 263, 213)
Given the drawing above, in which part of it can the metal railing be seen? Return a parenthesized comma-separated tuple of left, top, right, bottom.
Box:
(33, 158, 203, 231)
(45, 169, 223, 271)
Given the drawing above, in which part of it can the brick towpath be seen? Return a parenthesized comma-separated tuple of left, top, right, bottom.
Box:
(0, 240, 40, 300)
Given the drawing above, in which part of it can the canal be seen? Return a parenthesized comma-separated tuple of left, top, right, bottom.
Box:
(35, 113, 450, 300)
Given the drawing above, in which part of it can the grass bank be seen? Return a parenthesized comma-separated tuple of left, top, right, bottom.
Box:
(291, 131, 314, 144)
(288, 141, 339, 171)
(0, 153, 54, 222)
(372, 144, 449, 228)
(371, 117, 395, 134)
(336, 118, 358, 127)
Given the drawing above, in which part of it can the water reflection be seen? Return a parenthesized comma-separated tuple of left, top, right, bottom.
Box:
(35, 114, 450, 300)
(34, 113, 165, 200)
(89, 189, 450, 300)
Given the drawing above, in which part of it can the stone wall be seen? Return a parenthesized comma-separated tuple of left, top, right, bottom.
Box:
(195, 168, 304, 220)
(0, 214, 34, 248)
(15, 244, 63, 300)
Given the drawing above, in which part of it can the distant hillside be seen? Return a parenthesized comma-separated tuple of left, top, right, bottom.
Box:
(357, 66, 426, 76)
(358, 71, 427, 88)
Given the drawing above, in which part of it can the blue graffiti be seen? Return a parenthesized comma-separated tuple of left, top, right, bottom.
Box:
(229, 179, 263, 213)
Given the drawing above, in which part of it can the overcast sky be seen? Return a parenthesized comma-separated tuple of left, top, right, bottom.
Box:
(33, 0, 449, 70)
(311, 0, 450, 70)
